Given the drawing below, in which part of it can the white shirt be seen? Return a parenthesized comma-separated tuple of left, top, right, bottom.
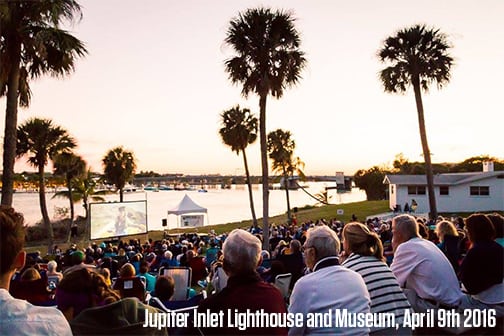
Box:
(0, 288, 72, 336)
(391, 237, 463, 306)
(288, 257, 370, 335)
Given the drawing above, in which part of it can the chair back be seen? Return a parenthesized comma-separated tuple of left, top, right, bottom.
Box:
(10, 277, 52, 304)
(211, 266, 228, 293)
(159, 266, 192, 300)
(274, 273, 292, 301)
(112, 276, 146, 302)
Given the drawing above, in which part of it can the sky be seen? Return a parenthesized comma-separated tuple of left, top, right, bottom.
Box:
(2, 0, 503, 176)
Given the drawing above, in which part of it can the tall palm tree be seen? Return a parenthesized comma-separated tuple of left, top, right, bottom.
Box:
(219, 105, 258, 228)
(378, 24, 453, 220)
(0, 0, 87, 206)
(102, 147, 136, 202)
(224, 7, 306, 249)
(16, 118, 76, 248)
(53, 152, 85, 241)
(267, 129, 304, 224)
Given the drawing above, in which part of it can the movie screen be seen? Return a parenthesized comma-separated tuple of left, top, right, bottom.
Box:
(89, 201, 147, 240)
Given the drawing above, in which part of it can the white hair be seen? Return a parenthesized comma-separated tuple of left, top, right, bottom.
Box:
(393, 214, 419, 240)
(305, 225, 340, 260)
(164, 250, 173, 259)
(47, 260, 58, 272)
(223, 229, 261, 274)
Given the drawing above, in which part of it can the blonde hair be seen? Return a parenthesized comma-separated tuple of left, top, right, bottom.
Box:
(119, 263, 136, 278)
(343, 222, 385, 262)
(435, 220, 458, 240)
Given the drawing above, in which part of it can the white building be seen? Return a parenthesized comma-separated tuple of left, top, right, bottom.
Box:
(383, 163, 504, 213)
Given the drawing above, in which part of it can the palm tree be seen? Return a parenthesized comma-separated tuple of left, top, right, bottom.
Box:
(0, 0, 87, 206)
(378, 24, 453, 220)
(219, 105, 258, 228)
(53, 152, 85, 241)
(224, 7, 306, 249)
(16, 118, 76, 248)
(267, 129, 304, 224)
(55, 169, 108, 220)
(102, 147, 137, 202)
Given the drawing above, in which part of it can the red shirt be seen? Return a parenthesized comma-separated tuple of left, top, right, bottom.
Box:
(198, 272, 288, 335)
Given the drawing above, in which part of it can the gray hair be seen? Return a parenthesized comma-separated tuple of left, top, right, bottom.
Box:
(393, 214, 420, 240)
(305, 226, 340, 260)
(223, 229, 261, 274)
(47, 260, 58, 272)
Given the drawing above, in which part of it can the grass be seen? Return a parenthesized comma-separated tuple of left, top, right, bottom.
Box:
(25, 200, 390, 253)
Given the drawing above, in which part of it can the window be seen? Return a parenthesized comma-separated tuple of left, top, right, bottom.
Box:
(470, 186, 490, 196)
(391, 186, 394, 194)
(439, 186, 449, 196)
(408, 186, 426, 195)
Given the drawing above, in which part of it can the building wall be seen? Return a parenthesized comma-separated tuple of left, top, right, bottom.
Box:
(391, 177, 504, 213)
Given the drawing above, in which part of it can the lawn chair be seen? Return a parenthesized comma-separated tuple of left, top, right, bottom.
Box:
(274, 273, 292, 302)
(159, 266, 192, 300)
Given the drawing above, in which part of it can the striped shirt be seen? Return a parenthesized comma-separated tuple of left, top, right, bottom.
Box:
(342, 253, 412, 332)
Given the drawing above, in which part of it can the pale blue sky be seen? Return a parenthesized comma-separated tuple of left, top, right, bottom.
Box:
(3, 0, 503, 176)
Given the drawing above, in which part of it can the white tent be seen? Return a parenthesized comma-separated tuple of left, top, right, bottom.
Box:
(168, 194, 207, 227)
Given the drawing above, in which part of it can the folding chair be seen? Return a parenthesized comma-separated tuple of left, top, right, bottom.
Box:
(159, 266, 192, 300)
(274, 273, 292, 302)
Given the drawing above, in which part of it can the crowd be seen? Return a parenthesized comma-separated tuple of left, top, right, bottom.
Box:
(1, 204, 503, 335)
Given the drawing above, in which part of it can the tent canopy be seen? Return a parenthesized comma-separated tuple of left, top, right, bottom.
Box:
(168, 194, 207, 215)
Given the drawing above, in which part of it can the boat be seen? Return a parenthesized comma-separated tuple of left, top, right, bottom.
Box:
(143, 185, 159, 192)
(159, 185, 173, 191)
(198, 189, 208, 193)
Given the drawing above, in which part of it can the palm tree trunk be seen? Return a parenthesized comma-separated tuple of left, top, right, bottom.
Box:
(119, 188, 124, 202)
(1, 51, 21, 206)
(241, 148, 258, 228)
(283, 168, 292, 224)
(66, 176, 74, 242)
(413, 78, 438, 220)
(259, 93, 270, 251)
(38, 165, 54, 253)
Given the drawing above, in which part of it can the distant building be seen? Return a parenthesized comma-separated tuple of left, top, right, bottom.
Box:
(383, 162, 504, 213)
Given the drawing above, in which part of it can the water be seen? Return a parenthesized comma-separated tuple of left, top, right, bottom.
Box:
(12, 182, 366, 230)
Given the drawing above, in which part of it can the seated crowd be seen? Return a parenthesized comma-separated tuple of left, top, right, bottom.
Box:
(1, 204, 503, 335)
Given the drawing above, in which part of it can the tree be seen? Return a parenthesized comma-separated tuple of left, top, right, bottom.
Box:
(0, 0, 87, 206)
(219, 105, 259, 228)
(267, 129, 304, 224)
(354, 166, 388, 201)
(102, 147, 136, 202)
(378, 24, 453, 220)
(224, 7, 306, 249)
(16, 118, 76, 248)
(55, 169, 108, 220)
(53, 152, 85, 241)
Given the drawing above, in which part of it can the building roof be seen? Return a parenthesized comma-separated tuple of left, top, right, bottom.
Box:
(383, 171, 504, 186)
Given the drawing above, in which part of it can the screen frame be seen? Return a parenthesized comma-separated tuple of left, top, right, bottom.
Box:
(89, 200, 148, 240)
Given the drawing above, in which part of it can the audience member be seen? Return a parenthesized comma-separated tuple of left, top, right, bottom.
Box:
(198, 229, 287, 335)
(138, 260, 156, 293)
(47, 260, 63, 282)
(153, 275, 175, 301)
(390, 214, 462, 313)
(488, 213, 504, 247)
(20, 267, 42, 281)
(434, 220, 462, 273)
(341, 222, 411, 335)
(458, 214, 504, 317)
(56, 268, 120, 320)
(0, 206, 72, 335)
(276, 239, 305, 288)
(289, 225, 370, 335)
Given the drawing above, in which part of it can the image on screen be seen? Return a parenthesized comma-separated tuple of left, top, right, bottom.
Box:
(89, 200, 148, 240)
